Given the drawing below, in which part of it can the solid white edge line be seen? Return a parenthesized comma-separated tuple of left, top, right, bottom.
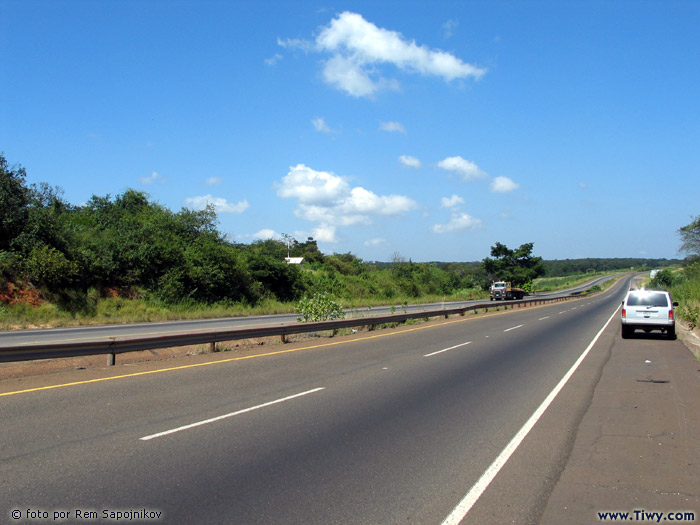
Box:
(503, 324, 524, 332)
(441, 304, 621, 525)
(424, 341, 472, 357)
(140, 387, 325, 441)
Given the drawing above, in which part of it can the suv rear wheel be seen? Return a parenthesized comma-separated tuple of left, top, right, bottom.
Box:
(668, 326, 676, 339)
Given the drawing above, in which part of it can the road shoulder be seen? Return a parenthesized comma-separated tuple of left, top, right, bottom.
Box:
(540, 325, 700, 523)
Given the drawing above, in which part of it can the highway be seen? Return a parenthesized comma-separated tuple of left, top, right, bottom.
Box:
(0, 275, 615, 348)
(2, 275, 629, 524)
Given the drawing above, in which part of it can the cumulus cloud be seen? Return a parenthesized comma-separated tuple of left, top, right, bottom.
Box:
(281, 12, 485, 98)
(276, 164, 418, 243)
(432, 212, 483, 234)
(441, 194, 465, 208)
(437, 156, 487, 180)
(312, 224, 338, 243)
(380, 121, 406, 134)
(490, 176, 519, 193)
(253, 229, 279, 240)
(276, 164, 350, 204)
(399, 155, 421, 168)
(185, 194, 250, 214)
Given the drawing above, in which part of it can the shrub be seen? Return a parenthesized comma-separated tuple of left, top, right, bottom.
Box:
(296, 292, 345, 322)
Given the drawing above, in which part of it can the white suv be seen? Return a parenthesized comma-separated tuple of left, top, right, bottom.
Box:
(621, 289, 678, 339)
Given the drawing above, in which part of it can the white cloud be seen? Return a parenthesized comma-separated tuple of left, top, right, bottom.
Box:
(313, 224, 338, 243)
(312, 117, 332, 133)
(276, 164, 350, 204)
(490, 176, 520, 193)
(321, 53, 381, 97)
(432, 212, 483, 234)
(442, 19, 459, 39)
(277, 37, 313, 52)
(253, 229, 279, 240)
(380, 121, 406, 134)
(399, 155, 421, 168)
(306, 11, 485, 98)
(264, 53, 283, 66)
(185, 194, 250, 214)
(205, 177, 224, 185)
(140, 171, 166, 185)
(276, 164, 418, 242)
(441, 194, 465, 208)
(364, 237, 387, 247)
(437, 156, 487, 181)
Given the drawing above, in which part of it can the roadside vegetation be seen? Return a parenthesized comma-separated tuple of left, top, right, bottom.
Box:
(0, 153, 685, 330)
(646, 215, 700, 330)
(532, 272, 611, 293)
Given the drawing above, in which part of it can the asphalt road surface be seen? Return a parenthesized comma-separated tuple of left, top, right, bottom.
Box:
(3, 275, 637, 524)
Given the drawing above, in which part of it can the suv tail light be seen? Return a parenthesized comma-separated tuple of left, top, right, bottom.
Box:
(669, 310, 674, 320)
(622, 308, 626, 318)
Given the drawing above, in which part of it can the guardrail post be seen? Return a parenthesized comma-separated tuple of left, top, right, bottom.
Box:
(210, 342, 216, 352)
(281, 334, 287, 344)
(108, 338, 116, 365)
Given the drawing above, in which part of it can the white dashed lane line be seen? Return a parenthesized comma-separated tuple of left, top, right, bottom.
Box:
(424, 341, 472, 357)
(140, 387, 325, 441)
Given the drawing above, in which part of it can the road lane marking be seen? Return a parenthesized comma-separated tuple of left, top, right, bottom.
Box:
(441, 304, 621, 525)
(503, 325, 523, 332)
(140, 387, 325, 441)
(424, 341, 472, 357)
(538, 316, 550, 321)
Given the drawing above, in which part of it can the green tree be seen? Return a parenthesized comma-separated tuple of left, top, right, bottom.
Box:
(0, 154, 30, 251)
(679, 215, 700, 257)
(481, 242, 546, 287)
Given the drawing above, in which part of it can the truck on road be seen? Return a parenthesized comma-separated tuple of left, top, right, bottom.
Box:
(490, 281, 527, 301)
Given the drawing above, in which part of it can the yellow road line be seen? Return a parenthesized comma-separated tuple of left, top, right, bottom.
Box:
(0, 307, 525, 398)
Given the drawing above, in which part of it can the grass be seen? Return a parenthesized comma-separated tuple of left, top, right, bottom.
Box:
(0, 296, 295, 331)
(0, 287, 491, 331)
(0, 275, 620, 332)
(640, 265, 700, 330)
(532, 271, 614, 292)
(670, 275, 700, 330)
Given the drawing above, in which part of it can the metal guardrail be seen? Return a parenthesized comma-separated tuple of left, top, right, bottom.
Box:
(0, 295, 576, 364)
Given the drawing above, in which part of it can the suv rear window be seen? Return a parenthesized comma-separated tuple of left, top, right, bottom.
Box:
(626, 293, 669, 307)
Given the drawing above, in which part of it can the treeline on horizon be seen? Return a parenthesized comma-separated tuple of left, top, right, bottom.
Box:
(0, 154, 681, 312)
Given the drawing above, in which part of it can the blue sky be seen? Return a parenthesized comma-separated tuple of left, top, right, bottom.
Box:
(2, 1, 698, 262)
